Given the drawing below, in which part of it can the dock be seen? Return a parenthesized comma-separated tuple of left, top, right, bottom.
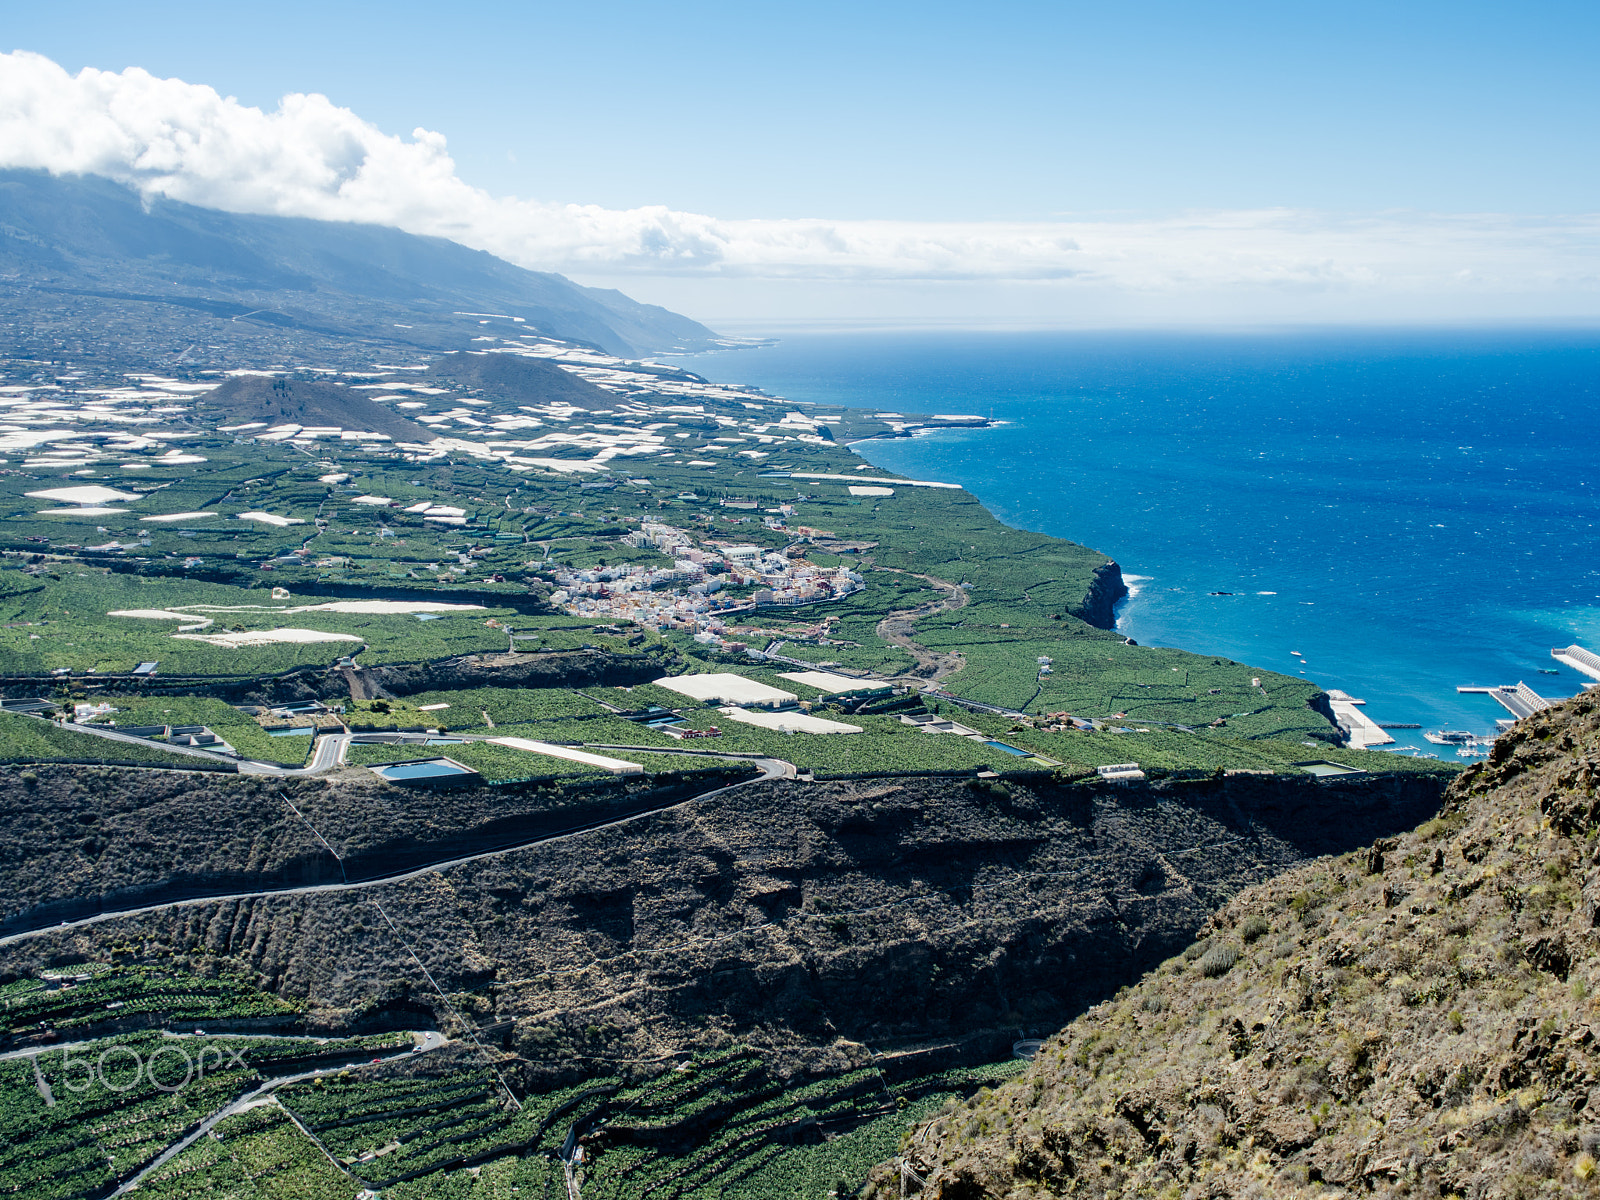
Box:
(1458, 682, 1554, 721)
(1324, 690, 1394, 749)
(1553, 644, 1600, 683)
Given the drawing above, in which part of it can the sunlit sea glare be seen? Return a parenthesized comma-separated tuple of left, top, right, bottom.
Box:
(681, 328, 1600, 739)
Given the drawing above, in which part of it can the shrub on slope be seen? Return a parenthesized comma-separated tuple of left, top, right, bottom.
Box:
(872, 693, 1600, 1199)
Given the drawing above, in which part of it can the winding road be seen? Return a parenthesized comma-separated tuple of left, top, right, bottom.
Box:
(6, 1028, 450, 1196)
(0, 749, 793, 948)
(106, 1031, 448, 1196)
(36, 715, 346, 776)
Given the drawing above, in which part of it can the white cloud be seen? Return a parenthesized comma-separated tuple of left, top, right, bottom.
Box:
(3, 49, 1600, 305)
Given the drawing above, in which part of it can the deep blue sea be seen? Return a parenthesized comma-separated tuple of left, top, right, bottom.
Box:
(679, 329, 1600, 742)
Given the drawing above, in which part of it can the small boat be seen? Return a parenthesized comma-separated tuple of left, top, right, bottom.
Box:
(1290, 650, 1302, 656)
(1425, 730, 1474, 745)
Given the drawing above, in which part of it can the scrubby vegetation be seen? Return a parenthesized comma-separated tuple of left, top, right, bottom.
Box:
(869, 693, 1600, 1199)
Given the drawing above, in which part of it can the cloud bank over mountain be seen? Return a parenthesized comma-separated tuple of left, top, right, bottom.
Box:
(3, 50, 1598, 317)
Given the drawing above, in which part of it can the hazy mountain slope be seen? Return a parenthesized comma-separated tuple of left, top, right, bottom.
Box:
(873, 693, 1600, 1200)
(0, 169, 719, 357)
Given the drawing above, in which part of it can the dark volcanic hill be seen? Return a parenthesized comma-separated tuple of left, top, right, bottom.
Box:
(199, 375, 436, 442)
(424, 350, 623, 410)
(0, 169, 719, 360)
(0, 756, 1445, 1080)
(869, 693, 1600, 1200)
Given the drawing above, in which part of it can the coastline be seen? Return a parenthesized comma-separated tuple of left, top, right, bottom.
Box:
(843, 414, 1124, 632)
(688, 328, 1600, 739)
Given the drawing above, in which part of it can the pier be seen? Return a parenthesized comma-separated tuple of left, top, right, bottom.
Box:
(1325, 690, 1394, 749)
(1553, 644, 1600, 683)
(1458, 682, 1554, 721)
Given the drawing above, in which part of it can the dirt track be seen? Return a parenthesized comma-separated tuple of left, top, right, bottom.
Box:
(873, 568, 969, 681)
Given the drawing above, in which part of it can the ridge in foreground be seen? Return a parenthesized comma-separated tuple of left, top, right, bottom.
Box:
(872, 693, 1600, 1199)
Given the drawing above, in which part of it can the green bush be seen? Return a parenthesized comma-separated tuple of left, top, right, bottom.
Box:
(1239, 914, 1270, 943)
(1198, 943, 1239, 978)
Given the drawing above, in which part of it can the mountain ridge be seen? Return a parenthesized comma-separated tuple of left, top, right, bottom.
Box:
(0, 168, 719, 358)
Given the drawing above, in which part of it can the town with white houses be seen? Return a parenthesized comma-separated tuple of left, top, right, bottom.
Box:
(548, 518, 865, 635)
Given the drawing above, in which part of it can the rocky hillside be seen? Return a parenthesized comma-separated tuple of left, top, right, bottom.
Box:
(1, 766, 1443, 1080)
(872, 693, 1600, 1199)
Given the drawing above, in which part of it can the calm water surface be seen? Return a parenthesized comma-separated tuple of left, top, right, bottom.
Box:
(680, 329, 1600, 739)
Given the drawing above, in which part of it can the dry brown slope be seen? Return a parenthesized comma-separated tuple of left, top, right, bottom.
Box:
(873, 693, 1600, 1200)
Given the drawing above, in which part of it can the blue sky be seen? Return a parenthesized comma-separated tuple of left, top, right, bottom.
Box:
(4, 1, 1598, 325)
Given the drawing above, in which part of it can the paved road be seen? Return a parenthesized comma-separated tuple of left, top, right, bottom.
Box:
(0, 750, 792, 948)
(34, 716, 347, 777)
(104, 1030, 450, 1197)
(39, 718, 243, 766)
(240, 730, 351, 776)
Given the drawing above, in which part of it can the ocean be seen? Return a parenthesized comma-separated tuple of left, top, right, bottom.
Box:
(680, 328, 1600, 743)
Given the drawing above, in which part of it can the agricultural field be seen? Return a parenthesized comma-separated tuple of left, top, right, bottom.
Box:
(392, 703, 1029, 777)
(1, 964, 302, 1037)
(0, 1026, 416, 1200)
(923, 626, 1323, 730)
(131, 1103, 357, 1200)
(0, 710, 209, 769)
(0, 568, 518, 675)
(278, 1066, 522, 1183)
(345, 739, 613, 782)
(344, 686, 612, 730)
(336, 673, 1452, 781)
(911, 705, 1460, 778)
(80, 694, 314, 764)
(717, 1059, 1030, 1200)
(0, 359, 1344, 754)
(131, 1046, 1029, 1200)
(345, 737, 751, 783)
(659, 711, 1033, 776)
